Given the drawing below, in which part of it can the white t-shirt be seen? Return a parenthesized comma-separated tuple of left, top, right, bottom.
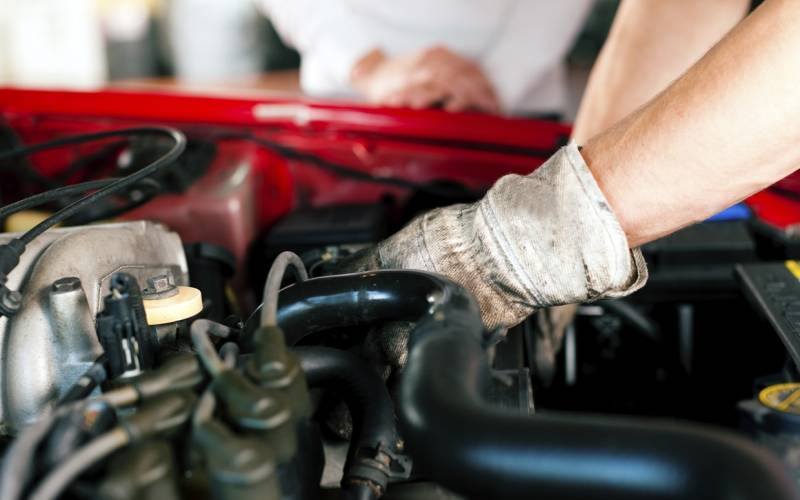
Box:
(259, 0, 595, 115)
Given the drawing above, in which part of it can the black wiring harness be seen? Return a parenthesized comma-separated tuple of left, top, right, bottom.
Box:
(0, 126, 187, 318)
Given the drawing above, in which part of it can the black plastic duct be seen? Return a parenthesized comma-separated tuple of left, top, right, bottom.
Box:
(272, 270, 798, 500)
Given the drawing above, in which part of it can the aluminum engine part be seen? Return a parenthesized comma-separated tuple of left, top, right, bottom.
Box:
(0, 221, 188, 432)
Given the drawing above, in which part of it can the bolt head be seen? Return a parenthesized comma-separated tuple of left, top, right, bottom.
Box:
(2, 289, 21, 312)
(147, 274, 172, 292)
(143, 274, 178, 299)
(52, 277, 82, 293)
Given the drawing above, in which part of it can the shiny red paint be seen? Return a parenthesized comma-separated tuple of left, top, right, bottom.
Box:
(0, 87, 567, 270)
(2, 87, 799, 247)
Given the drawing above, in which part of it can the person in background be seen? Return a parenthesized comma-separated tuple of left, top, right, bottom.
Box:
(258, 0, 595, 116)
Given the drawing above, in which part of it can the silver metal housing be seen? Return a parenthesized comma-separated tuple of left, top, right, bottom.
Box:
(0, 221, 187, 432)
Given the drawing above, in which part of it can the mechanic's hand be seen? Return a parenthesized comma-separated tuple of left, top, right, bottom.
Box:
(339, 143, 648, 371)
(350, 47, 501, 114)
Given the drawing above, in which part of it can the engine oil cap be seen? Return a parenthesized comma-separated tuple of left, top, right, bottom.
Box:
(759, 383, 800, 415)
(142, 285, 203, 325)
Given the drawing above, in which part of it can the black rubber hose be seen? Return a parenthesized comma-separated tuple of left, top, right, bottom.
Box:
(401, 302, 800, 500)
(274, 271, 468, 346)
(293, 346, 393, 500)
(293, 345, 397, 456)
(340, 483, 377, 500)
(270, 270, 798, 500)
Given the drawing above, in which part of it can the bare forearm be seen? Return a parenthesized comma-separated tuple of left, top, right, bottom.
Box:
(573, 0, 749, 141)
(582, 0, 800, 248)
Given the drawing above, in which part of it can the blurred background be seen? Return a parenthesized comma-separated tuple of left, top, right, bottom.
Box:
(0, 0, 619, 120)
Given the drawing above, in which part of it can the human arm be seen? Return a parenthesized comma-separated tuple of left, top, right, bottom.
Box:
(544, 0, 751, 351)
(345, 0, 800, 333)
(573, 0, 750, 141)
(583, 0, 800, 246)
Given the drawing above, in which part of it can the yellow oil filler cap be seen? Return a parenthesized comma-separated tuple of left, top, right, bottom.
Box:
(141, 275, 203, 325)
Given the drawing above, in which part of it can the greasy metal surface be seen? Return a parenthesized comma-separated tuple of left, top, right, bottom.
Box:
(0, 221, 187, 431)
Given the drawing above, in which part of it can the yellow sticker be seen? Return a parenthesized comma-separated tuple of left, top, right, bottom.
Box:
(786, 260, 800, 281)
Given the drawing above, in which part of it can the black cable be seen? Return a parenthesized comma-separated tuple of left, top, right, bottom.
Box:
(0, 128, 169, 162)
(222, 133, 480, 199)
(54, 140, 128, 184)
(0, 179, 116, 220)
(0, 127, 185, 318)
(0, 127, 186, 245)
(0, 178, 162, 229)
(57, 355, 109, 406)
(0, 130, 61, 189)
(62, 178, 163, 225)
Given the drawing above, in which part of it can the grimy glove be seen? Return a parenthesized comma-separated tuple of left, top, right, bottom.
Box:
(342, 142, 648, 370)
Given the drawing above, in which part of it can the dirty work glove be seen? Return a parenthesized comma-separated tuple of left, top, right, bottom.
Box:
(341, 142, 648, 369)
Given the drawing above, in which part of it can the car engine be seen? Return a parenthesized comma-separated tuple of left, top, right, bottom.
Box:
(2, 91, 800, 500)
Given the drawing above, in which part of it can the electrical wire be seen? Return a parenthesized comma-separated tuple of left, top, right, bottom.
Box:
(54, 139, 128, 184)
(0, 132, 61, 189)
(220, 342, 240, 369)
(0, 179, 117, 220)
(0, 177, 162, 233)
(28, 426, 130, 500)
(0, 384, 140, 500)
(0, 405, 77, 500)
(193, 388, 217, 427)
(223, 133, 480, 199)
(261, 251, 308, 327)
(190, 319, 227, 377)
(57, 355, 109, 406)
(8, 127, 185, 245)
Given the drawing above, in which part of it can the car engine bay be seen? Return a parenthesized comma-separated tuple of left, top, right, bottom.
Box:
(2, 89, 800, 499)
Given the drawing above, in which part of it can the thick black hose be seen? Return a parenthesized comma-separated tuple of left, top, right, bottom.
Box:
(294, 346, 395, 499)
(274, 271, 467, 346)
(272, 270, 799, 500)
(293, 346, 397, 460)
(340, 483, 378, 500)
